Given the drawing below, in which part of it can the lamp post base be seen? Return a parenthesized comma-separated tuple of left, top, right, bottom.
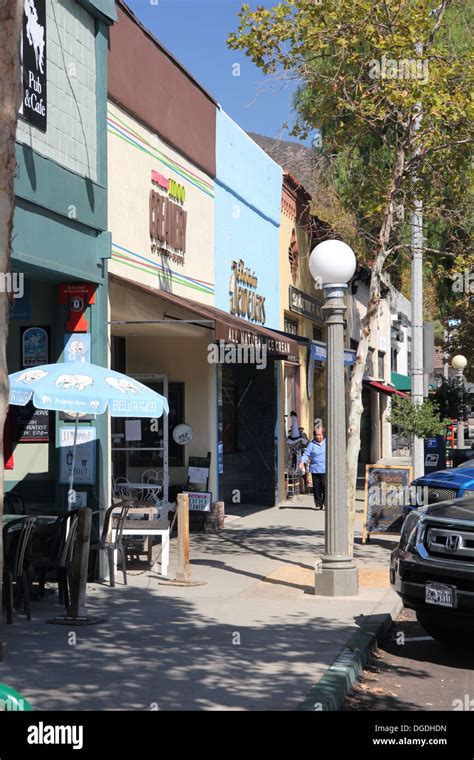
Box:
(315, 559, 359, 596)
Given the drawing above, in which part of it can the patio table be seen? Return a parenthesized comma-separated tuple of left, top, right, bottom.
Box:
(111, 504, 170, 578)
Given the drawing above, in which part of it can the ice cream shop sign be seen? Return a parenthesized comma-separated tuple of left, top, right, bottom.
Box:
(149, 170, 187, 265)
(229, 260, 266, 325)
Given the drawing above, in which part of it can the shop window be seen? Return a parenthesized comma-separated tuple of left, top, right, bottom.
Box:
(313, 326, 322, 342)
(366, 348, 375, 377)
(168, 382, 185, 466)
(288, 228, 299, 284)
(222, 384, 238, 454)
(111, 336, 126, 373)
(378, 351, 385, 379)
(284, 316, 299, 335)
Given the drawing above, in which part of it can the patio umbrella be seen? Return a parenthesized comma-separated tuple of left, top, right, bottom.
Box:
(8, 360, 169, 506)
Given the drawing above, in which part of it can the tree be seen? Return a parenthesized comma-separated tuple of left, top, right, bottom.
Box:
(228, 0, 473, 554)
(431, 377, 470, 420)
(0, 0, 23, 656)
(389, 396, 450, 438)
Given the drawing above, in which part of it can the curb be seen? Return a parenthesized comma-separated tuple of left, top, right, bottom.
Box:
(297, 590, 404, 711)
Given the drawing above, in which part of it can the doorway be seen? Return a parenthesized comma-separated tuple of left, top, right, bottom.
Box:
(111, 374, 169, 505)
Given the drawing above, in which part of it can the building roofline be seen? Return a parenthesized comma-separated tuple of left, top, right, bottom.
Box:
(117, 0, 218, 107)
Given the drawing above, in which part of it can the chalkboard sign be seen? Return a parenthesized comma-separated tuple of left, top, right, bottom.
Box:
(363, 464, 413, 542)
(16, 403, 50, 442)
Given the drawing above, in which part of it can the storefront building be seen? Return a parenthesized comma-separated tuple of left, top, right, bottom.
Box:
(215, 111, 295, 506)
(107, 1, 218, 503)
(348, 268, 400, 465)
(6, 0, 116, 512)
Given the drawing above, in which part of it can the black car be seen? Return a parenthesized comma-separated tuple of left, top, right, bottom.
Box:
(390, 492, 474, 644)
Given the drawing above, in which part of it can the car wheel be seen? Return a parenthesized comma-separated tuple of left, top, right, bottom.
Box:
(416, 612, 460, 646)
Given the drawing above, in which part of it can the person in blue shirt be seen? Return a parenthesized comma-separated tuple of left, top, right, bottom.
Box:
(299, 427, 326, 509)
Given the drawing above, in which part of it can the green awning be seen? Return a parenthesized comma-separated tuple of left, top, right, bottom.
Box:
(391, 372, 411, 391)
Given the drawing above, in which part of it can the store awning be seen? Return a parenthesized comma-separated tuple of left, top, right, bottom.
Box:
(391, 372, 411, 392)
(364, 379, 410, 398)
(110, 273, 298, 358)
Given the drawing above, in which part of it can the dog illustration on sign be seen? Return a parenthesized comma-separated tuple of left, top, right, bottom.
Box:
(56, 375, 94, 392)
(15, 369, 48, 384)
(105, 377, 140, 394)
(24, 0, 45, 75)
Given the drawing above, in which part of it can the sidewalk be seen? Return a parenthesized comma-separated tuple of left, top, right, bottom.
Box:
(0, 492, 402, 711)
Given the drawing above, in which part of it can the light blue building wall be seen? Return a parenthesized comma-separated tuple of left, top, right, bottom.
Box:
(215, 108, 282, 329)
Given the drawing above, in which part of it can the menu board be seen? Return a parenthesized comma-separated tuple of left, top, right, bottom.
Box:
(16, 403, 50, 442)
(362, 465, 413, 542)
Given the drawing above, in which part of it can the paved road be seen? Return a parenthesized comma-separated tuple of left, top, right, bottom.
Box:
(344, 608, 474, 711)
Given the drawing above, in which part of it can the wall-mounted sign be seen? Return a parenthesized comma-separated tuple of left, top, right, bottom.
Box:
(64, 333, 91, 363)
(172, 423, 193, 445)
(59, 283, 96, 333)
(229, 259, 266, 325)
(311, 340, 356, 366)
(21, 326, 49, 368)
(149, 176, 187, 265)
(20, 0, 47, 131)
(289, 286, 324, 324)
(216, 322, 295, 358)
(16, 403, 50, 442)
(151, 170, 186, 203)
(59, 427, 96, 485)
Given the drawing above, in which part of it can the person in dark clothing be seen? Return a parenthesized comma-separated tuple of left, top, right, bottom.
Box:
(299, 427, 326, 509)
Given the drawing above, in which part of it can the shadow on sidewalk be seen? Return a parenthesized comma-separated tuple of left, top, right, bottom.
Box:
(1, 580, 395, 711)
(191, 558, 315, 595)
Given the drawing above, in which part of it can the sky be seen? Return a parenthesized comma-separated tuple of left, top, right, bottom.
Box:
(125, 0, 308, 143)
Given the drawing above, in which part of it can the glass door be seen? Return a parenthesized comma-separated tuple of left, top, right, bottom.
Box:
(111, 374, 169, 505)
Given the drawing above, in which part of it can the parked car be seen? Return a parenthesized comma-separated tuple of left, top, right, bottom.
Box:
(409, 465, 474, 507)
(391, 491, 474, 643)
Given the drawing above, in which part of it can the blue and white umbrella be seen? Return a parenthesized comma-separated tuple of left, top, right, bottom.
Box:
(9, 361, 169, 505)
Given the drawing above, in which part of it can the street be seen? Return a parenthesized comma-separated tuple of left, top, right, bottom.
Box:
(344, 608, 474, 712)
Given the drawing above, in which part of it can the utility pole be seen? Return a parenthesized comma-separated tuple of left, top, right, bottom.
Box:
(411, 41, 425, 480)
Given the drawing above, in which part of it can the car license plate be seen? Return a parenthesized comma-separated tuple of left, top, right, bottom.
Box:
(425, 582, 456, 608)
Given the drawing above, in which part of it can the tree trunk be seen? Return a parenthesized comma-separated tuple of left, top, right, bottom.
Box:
(346, 137, 408, 556)
(0, 0, 23, 659)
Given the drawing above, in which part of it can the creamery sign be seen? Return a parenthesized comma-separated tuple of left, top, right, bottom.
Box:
(229, 260, 266, 325)
(149, 170, 187, 265)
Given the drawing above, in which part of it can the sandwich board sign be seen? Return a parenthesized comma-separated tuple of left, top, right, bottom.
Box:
(362, 464, 414, 543)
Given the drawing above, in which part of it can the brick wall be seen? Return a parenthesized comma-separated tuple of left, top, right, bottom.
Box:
(17, 0, 98, 181)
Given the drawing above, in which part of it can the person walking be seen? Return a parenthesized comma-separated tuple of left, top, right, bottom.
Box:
(299, 427, 326, 509)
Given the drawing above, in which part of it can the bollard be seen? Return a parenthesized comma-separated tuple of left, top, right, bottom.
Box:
(176, 492, 191, 582)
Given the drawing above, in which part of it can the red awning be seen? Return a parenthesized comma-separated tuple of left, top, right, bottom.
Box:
(364, 380, 410, 398)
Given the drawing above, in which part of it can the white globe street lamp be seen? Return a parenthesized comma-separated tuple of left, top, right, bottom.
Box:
(309, 239, 359, 597)
(451, 354, 467, 449)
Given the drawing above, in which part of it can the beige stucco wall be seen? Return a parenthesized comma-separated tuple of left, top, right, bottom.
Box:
(109, 279, 218, 497)
(124, 334, 217, 495)
(277, 193, 326, 496)
(107, 101, 215, 305)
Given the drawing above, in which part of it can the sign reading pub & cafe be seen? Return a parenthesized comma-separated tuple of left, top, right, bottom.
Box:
(20, 0, 47, 131)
